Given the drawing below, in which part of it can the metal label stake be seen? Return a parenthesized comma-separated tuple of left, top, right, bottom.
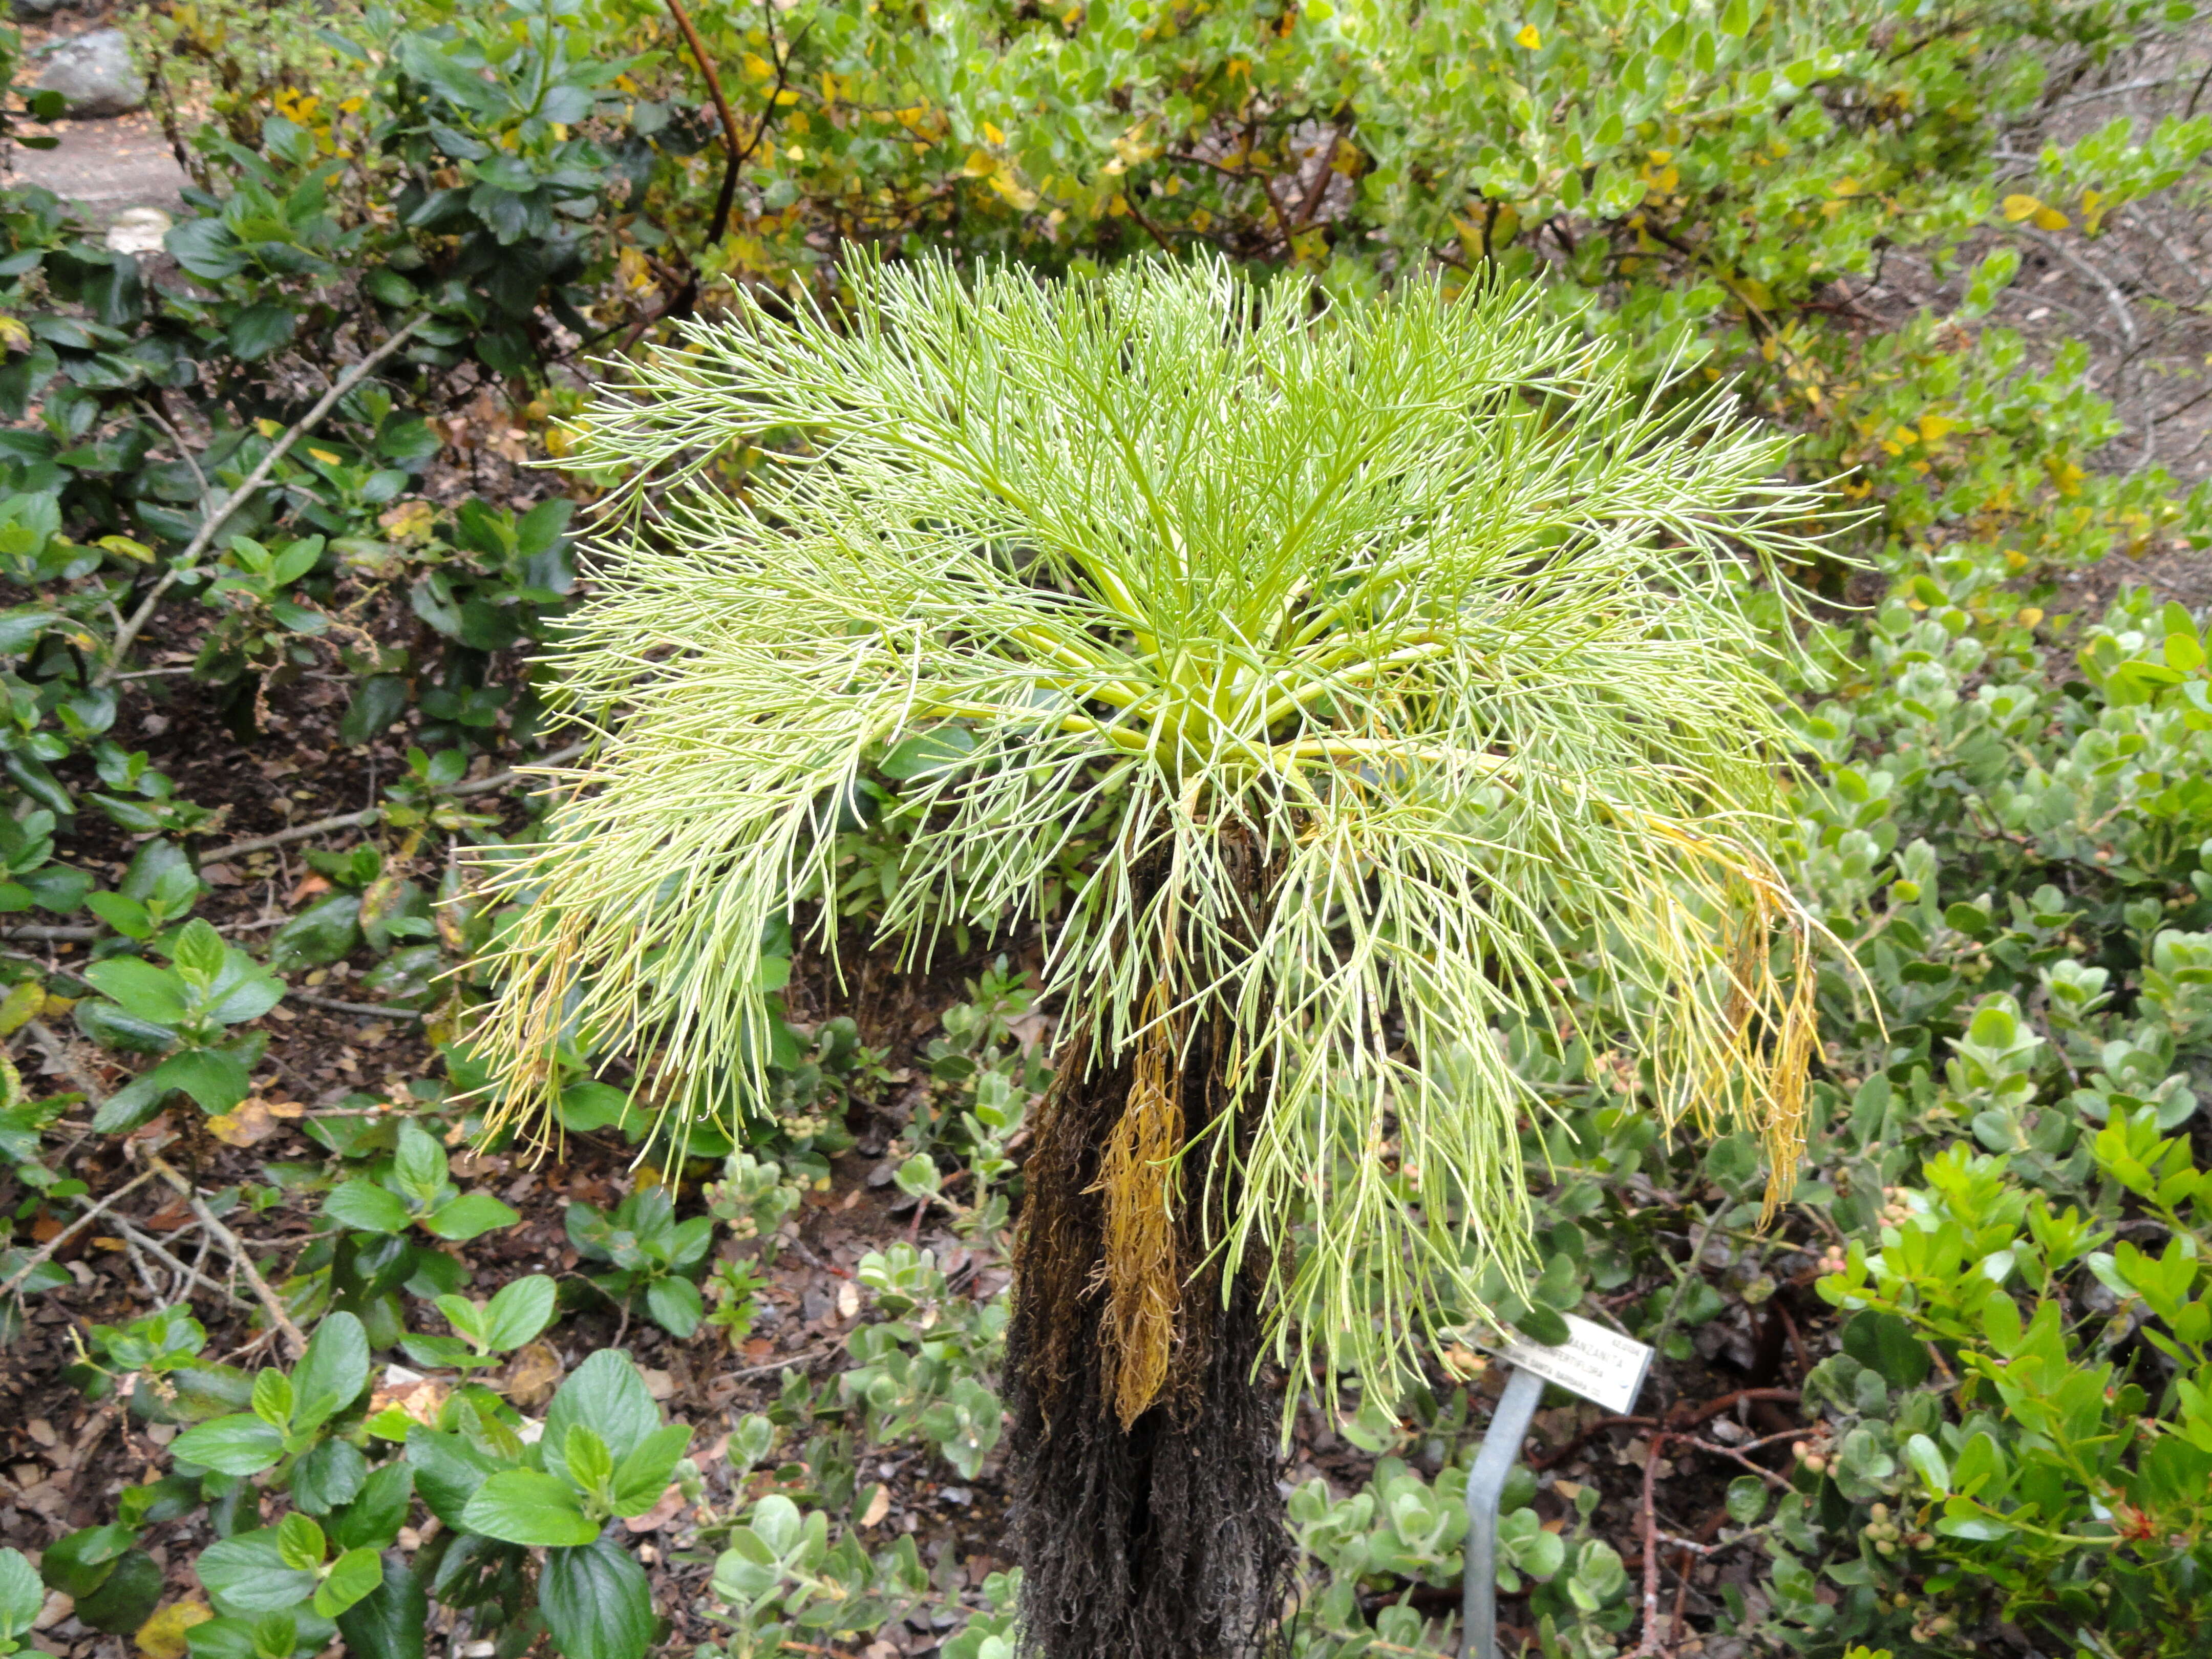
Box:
(1460, 1314, 1654, 1659)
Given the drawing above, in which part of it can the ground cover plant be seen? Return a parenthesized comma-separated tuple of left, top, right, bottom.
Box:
(5, 0, 2212, 1656)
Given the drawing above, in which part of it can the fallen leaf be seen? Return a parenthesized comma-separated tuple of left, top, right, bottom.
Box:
(140, 1196, 192, 1232)
(368, 1368, 451, 1427)
(206, 1101, 280, 1148)
(25, 1419, 54, 1448)
(289, 874, 332, 903)
(622, 1483, 687, 1533)
(503, 1342, 563, 1408)
(859, 1483, 891, 1528)
(640, 1367, 675, 1401)
(34, 1590, 71, 1631)
(136, 1600, 213, 1659)
(836, 1280, 861, 1321)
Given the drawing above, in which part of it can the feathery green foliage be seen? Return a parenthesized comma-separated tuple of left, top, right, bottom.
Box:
(472, 256, 1830, 1397)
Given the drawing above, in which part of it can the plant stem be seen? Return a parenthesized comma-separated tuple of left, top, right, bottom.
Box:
(97, 314, 428, 688)
(201, 740, 586, 863)
(662, 0, 744, 246)
(145, 1154, 309, 1357)
(0, 1165, 159, 1298)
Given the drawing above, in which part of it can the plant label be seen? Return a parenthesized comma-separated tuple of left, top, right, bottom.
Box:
(1485, 1314, 1653, 1414)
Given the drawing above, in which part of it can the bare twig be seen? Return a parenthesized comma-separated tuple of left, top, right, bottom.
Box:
(24, 1017, 109, 1103)
(290, 990, 424, 1023)
(0, 1166, 159, 1298)
(2015, 225, 2157, 467)
(1679, 1435, 1794, 1491)
(97, 315, 428, 687)
(199, 740, 586, 864)
(114, 1218, 255, 1313)
(1632, 1431, 1669, 1657)
(144, 1155, 308, 1357)
(2017, 226, 2138, 349)
(663, 0, 746, 245)
(135, 397, 209, 498)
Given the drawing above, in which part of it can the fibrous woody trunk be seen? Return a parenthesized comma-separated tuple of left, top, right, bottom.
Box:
(1005, 826, 1290, 1659)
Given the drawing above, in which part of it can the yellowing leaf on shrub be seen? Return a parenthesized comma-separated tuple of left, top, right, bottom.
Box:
(137, 1600, 213, 1659)
(0, 980, 41, 1038)
(0, 314, 27, 349)
(983, 121, 1006, 145)
(97, 535, 154, 563)
(2001, 193, 2041, 222)
(2081, 187, 2109, 233)
(1514, 24, 1541, 47)
(2032, 204, 2070, 230)
(1918, 413, 1957, 445)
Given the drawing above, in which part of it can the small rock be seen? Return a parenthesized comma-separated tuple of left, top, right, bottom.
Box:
(37, 30, 147, 119)
(10, 0, 67, 19)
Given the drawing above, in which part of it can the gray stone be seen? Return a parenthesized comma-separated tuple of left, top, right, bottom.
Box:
(103, 205, 170, 256)
(37, 29, 147, 120)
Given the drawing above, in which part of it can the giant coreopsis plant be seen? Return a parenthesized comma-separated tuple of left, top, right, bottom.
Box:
(472, 257, 1826, 1658)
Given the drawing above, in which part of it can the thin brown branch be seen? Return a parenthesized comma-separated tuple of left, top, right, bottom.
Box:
(145, 1154, 308, 1357)
(290, 991, 426, 1023)
(200, 740, 586, 863)
(663, 0, 745, 245)
(98, 316, 428, 688)
(0, 1166, 159, 1298)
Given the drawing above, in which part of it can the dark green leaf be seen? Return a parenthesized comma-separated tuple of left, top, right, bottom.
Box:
(402, 1428, 505, 1528)
(39, 1525, 136, 1597)
(539, 1540, 653, 1659)
(644, 1275, 702, 1338)
(72, 1548, 161, 1633)
(171, 1414, 286, 1477)
(325, 1180, 412, 1234)
(332, 1464, 414, 1553)
(197, 1529, 318, 1617)
(480, 1275, 557, 1352)
(291, 1438, 369, 1515)
(1842, 1311, 1932, 1388)
(226, 306, 298, 363)
(423, 1192, 518, 1241)
(266, 894, 362, 971)
(292, 1312, 371, 1430)
(333, 1554, 426, 1659)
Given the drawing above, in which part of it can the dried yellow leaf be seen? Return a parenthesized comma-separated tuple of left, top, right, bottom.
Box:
(136, 1600, 213, 1659)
